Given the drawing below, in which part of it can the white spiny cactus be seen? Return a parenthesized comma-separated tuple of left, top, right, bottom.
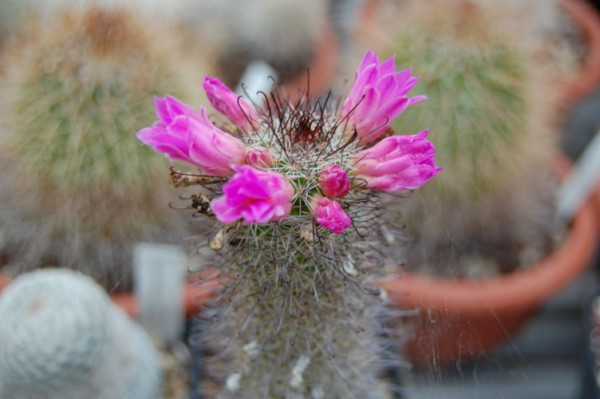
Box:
(0, 269, 162, 399)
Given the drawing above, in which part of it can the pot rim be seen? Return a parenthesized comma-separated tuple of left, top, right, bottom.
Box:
(0, 269, 221, 319)
(378, 157, 598, 316)
(559, 0, 600, 103)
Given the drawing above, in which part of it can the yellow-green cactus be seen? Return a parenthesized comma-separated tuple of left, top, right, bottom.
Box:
(0, 7, 203, 289)
(385, 1, 561, 276)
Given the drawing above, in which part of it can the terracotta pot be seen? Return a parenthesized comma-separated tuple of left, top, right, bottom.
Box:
(112, 275, 220, 319)
(595, 182, 600, 231)
(559, 0, 600, 104)
(0, 271, 219, 320)
(558, 0, 600, 229)
(0, 273, 9, 291)
(378, 160, 599, 368)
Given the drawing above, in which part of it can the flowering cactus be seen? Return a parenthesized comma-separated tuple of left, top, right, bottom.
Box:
(137, 51, 439, 398)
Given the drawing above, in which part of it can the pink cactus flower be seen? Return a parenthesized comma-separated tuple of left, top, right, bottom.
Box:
(319, 164, 350, 198)
(311, 196, 352, 235)
(353, 130, 441, 192)
(203, 76, 259, 129)
(137, 95, 247, 176)
(211, 166, 294, 224)
(341, 51, 426, 144)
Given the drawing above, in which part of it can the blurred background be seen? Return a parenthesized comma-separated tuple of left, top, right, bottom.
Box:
(0, 0, 599, 398)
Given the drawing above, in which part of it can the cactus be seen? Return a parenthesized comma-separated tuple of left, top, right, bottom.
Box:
(0, 268, 162, 399)
(0, 7, 204, 289)
(385, 0, 561, 276)
(135, 51, 440, 397)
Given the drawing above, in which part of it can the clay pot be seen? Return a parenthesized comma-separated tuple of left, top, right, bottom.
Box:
(0, 274, 9, 291)
(0, 271, 219, 320)
(378, 159, 599, 367)
(595, 184, 600, 231)
(559, 0, 600, 104)
(369, 0, 600, 369)
(112, 274, 220, 319)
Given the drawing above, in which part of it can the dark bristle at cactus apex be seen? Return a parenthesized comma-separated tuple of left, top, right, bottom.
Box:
(136, 51, 440, 398)
(0, 7, 197, 290)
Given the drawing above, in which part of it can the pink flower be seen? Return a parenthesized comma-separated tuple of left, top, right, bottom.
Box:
(353, 130, 441, 192)
(211, 166, 294, 224)
(137, 96, 247, 176)
(341, 51, 426, 144)
(319, 164, 350, 198)
(203, 76, 259, 129)
(311, 196, 352, 235)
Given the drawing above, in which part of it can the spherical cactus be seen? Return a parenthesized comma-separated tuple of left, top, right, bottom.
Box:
(0, 6, 204, 289)
(0, 268, 162, 399)
(384, 1, 561, 276)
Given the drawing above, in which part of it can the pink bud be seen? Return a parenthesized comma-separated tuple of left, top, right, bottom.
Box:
(211, 166, 294, 224)
(203, 76, 259, 129)
(319, 164, 350, 198)
(353, 130, 441, 192)
(341, 51, 426, 144)
(247, 148, 276, 169)
(136, 96, 247, 176)
(311, 196, 352, 235)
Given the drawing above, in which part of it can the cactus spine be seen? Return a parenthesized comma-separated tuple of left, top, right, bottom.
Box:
(200, 226, 392, 398)
(0, 268, 162, 399)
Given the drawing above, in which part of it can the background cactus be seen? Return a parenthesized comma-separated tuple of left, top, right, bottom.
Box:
(0, 268, 162, 399)
(0, 6, 206, 290)
(382, 0, 562, 277)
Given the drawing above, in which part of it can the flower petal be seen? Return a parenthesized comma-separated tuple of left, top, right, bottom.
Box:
(341, 51, 426, 143)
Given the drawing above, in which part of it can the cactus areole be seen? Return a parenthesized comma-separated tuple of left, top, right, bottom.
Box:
(137, 51, 440, 398)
